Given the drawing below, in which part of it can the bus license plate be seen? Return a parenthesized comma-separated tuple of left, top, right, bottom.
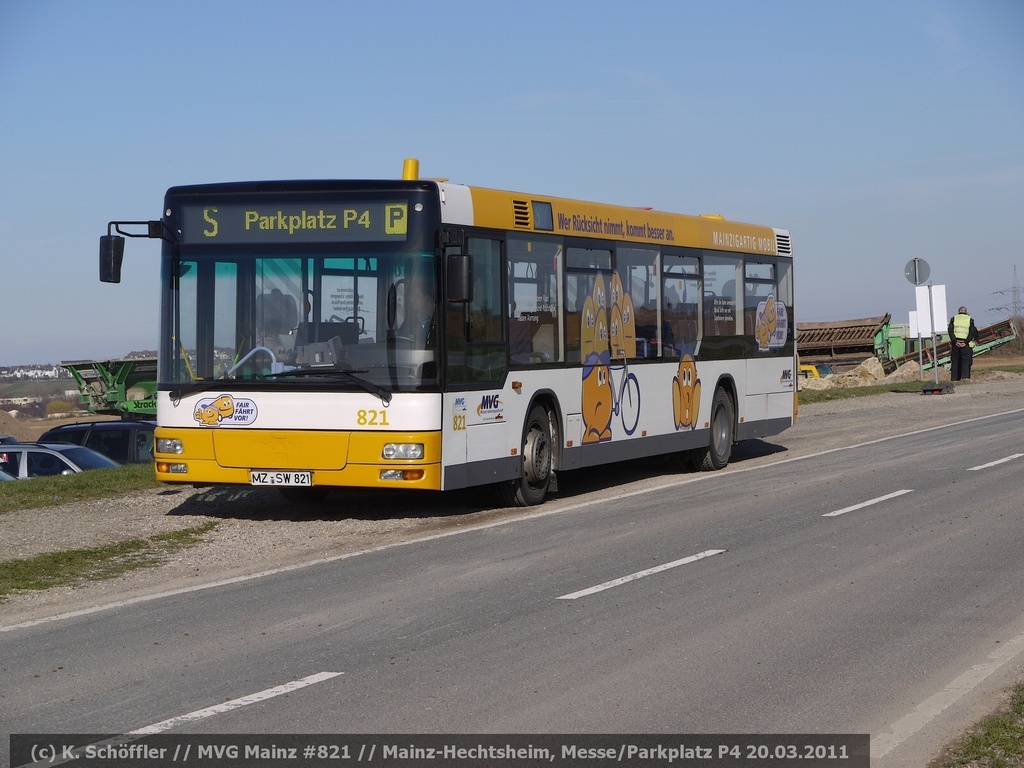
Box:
(250, 470, 312, 486)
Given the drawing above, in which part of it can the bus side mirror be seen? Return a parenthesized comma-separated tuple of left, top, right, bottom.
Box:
(446, 252, 472, 303)
(100, 235, 125, 283)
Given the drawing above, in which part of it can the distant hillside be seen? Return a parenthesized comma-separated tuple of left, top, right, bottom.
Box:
(0, 380, 76, 399)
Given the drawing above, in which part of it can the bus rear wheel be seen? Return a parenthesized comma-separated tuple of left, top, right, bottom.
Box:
(692, 388, 734, 471)
(495, 403, 553, 507)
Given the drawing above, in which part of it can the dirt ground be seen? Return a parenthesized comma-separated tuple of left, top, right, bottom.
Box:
(0, 411, 118, 442)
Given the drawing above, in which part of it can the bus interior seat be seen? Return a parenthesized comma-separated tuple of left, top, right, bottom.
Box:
(509, 316, 533, 357)
(530, 312, 556, 361)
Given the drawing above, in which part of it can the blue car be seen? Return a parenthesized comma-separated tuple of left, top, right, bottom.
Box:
(37, 420, 155, 464)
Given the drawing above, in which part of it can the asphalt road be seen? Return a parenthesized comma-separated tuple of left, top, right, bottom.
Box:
(3, 406, 1024, 767)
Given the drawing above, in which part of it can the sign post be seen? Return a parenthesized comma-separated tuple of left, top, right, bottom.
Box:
(905, 258, 953, 394)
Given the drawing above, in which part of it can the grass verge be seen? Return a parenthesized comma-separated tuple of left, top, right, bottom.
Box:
(0, 462, 160, 515)
(798, 379, 926, 404)
(0, 522, 217, 603)
(936, 682, 1024, 767)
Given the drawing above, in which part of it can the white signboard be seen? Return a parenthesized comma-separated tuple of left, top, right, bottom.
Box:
(913, 284, 947, 336)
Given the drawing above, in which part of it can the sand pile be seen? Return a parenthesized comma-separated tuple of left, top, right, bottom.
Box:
(0, 410, 27, 438)
(799, 356, 950, 391)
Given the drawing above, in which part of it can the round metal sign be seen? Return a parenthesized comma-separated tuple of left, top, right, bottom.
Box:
(904, 257, 930, 285)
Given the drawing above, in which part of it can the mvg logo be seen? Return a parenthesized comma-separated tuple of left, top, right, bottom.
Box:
(477, 393, 503, 417)
(481, 394, 501, 409)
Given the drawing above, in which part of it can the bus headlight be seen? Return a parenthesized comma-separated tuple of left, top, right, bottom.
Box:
(156, 438, 184, 454)
(382, 443, 424, 460)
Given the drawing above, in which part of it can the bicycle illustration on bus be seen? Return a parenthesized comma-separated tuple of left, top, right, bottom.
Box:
(580, 275, 641, 443)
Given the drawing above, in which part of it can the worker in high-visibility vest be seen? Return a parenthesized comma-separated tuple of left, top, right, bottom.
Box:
(947, 306, 979, 381)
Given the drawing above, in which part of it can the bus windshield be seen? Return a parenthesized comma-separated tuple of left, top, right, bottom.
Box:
(163, 249, 438, 392)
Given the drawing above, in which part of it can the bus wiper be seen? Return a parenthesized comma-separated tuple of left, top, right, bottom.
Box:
(267, 368, 393, 405)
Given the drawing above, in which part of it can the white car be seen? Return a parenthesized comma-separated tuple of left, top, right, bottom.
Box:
(0, 443, 119, 479)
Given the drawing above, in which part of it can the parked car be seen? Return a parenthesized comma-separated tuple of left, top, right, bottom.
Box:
(0, 435, 21, 444)
(0, 443, 119, 478)
(37, 420, 156, 464)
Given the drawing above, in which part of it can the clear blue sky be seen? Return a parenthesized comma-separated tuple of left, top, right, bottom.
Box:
(2, 0, 1021, 365)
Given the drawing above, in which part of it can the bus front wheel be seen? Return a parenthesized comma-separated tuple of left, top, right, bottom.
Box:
(496, 403, 553, 507)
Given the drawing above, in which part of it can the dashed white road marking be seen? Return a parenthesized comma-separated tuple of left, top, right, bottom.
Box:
(822, 489, 914, 518)
(967, 453, 1024, 471)
(557, 549, 726, 600)
(128, 672, 343, 735)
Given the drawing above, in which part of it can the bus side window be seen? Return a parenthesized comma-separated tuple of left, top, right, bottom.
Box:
(462, 237, 506, 383)
(743, 259, 778, 338)
(507, 236, 563, 365)
(702, 254, 741, 336)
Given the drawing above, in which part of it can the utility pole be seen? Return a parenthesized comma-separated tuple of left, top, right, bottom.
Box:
(990, 265, 1022, 327)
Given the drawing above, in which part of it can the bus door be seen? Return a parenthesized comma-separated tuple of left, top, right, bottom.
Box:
(442, 235, 508, 477)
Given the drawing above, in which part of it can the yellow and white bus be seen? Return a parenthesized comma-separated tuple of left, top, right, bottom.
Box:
(100, 159, 796, 506)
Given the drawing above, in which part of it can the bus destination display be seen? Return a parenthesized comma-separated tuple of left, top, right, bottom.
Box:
(179, 202, 410, 244)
